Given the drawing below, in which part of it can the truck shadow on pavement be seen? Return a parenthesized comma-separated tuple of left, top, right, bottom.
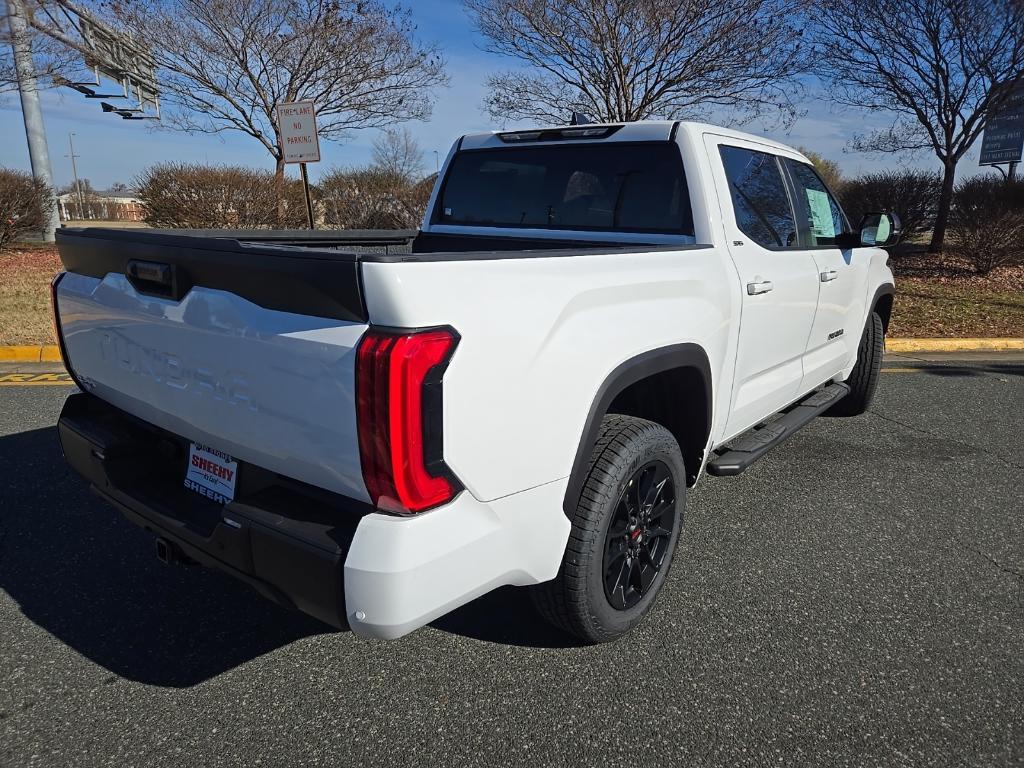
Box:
(0, 426, 573, 687)
(907, 364, 1024, 378)
(0, 425, 331, 688)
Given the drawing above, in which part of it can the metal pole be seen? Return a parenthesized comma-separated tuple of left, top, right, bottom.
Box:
(7, 0, 60, 241)
(300, 162, 314, 230)
(1009, 161, 1018, 183)
(68, 133, 84, 220)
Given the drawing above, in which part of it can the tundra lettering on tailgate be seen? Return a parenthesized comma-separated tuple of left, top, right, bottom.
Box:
(100, 332, 257, 410)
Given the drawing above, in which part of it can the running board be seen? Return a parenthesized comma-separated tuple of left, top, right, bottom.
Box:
(706, 383, 850, 477)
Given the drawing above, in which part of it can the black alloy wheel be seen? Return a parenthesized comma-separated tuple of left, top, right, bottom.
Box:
(602, 460, 677, 610)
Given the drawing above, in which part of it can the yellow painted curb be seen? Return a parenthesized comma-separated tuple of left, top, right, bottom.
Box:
(1, 339, 1022, 363)
(886, 338, 1024, 352)
(0, 345, 62, 363)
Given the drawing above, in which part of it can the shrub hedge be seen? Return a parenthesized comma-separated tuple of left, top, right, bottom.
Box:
(0, 168, 54, 250)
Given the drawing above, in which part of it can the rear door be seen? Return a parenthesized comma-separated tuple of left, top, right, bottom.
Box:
(781, 159, 870, 389)
(707, 139, 821, 438)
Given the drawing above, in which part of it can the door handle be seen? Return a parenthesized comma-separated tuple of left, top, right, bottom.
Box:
(820, 270, 838, 282)
(746, 280, 774, 295)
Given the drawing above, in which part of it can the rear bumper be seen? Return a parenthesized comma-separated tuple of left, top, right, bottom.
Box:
(57, 393, 570, 640)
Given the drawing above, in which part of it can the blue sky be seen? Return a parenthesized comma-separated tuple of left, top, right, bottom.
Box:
(0, 0, 992, 190)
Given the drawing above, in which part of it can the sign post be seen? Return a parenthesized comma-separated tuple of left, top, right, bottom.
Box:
(277, 100, 321, 229)
(979, 82, 1024, 182)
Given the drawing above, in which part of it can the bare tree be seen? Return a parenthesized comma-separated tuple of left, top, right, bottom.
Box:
(107, 0, 447, 182)
(809, 0, 1024, 251)
(372, 127, 424, 180)
(465, 0, 810, 126)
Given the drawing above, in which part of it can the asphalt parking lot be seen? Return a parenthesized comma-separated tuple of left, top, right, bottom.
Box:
(1, 355, 1022, 767)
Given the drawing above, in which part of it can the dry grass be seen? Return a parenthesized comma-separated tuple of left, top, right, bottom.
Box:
(888, 252, 1024, 338)
(0, 245, 61, 345)
(0, 243, 1021, 346)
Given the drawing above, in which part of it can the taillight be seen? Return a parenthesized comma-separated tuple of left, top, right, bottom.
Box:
(356, 327, 460, 514)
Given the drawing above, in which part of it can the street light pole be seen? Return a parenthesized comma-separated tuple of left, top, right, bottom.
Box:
(67, 133, 85, 219)
(6, 0, 60, 241)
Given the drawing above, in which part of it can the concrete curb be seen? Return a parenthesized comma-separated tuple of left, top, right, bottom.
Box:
(1, 338, 1023, 363)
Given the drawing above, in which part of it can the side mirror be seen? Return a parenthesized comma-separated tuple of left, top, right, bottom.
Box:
(857, 212, 902, 247)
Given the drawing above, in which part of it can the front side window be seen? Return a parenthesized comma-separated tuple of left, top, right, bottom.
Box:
(436, 143, 694, 236)
(784, 160, 848, 247)
(719, 146, 797, 249)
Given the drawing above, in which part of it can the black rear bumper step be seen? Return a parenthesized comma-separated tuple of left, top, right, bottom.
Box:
(57, 392, 369, 629)
(706, 382, 849, 477)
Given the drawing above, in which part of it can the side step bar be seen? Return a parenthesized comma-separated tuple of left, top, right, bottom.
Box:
(706, 382, 850, 477)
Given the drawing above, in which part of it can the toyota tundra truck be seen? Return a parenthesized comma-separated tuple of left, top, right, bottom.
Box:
(52, 120, 897, 643)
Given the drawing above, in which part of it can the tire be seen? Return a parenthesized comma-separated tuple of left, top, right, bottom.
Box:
(830, 311, 884, 417)
(532, 415, 685, 643)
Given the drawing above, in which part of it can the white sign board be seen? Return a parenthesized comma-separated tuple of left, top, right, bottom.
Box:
(277, 100, 321, 164)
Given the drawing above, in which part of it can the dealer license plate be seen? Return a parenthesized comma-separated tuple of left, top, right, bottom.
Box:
(184, 442, 238, 504)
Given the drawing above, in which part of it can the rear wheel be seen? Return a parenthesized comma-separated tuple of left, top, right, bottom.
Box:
(532, 415, 685, 643)
(831, 311, 884, 416)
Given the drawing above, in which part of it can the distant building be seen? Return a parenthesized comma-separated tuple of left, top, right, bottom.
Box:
(58, 189, 145, 222)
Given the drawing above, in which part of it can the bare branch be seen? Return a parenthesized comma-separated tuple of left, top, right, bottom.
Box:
(808, 0, 1024, 249)
(465, 0, 811, 126)
(107, 0, 449, 171)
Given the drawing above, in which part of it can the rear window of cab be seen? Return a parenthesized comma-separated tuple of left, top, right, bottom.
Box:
(435, 143, 695, 237)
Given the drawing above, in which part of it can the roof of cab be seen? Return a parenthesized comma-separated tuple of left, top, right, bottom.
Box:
(458, 120, 810, 164)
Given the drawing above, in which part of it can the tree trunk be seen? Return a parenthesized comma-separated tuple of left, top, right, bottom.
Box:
(929, 159, 957, 253)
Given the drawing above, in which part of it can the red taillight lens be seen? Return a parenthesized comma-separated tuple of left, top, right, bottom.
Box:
(356, 327, 460, 514)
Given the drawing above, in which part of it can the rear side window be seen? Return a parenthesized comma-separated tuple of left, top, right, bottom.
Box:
(436, 143, 694, 236)
(784, 160, 848, 246)
(719, 146, 797, 249)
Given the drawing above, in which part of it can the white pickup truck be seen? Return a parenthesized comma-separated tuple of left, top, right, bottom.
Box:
(53, 120, 897, 643)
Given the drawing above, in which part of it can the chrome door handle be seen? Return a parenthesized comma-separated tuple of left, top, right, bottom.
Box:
(820, 270, 838, 282)
(746, 280, 774, 295)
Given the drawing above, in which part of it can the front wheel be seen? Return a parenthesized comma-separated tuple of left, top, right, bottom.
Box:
(830, 311, 884, 416)
(531, 415, 685, 643)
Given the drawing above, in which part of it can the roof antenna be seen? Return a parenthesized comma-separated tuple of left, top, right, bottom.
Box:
(569, 111, 595, 125)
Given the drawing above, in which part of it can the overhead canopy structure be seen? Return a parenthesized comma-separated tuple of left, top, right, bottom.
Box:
(27, 0, 160, 117)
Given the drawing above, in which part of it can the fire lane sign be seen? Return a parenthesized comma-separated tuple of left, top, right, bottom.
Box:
(277, 100, 321, 164)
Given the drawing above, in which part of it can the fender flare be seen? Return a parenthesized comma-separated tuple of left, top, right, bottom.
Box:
(867, 282, 896, 333)
(562, 343, 712, 516)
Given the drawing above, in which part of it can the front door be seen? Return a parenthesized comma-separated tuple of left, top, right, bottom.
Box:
(708, 139, 821, 439)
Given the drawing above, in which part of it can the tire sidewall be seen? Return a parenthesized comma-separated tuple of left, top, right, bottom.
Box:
(581, 429, 686, 637)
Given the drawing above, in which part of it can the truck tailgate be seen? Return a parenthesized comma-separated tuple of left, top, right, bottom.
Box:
(54, 229, 371, 503)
